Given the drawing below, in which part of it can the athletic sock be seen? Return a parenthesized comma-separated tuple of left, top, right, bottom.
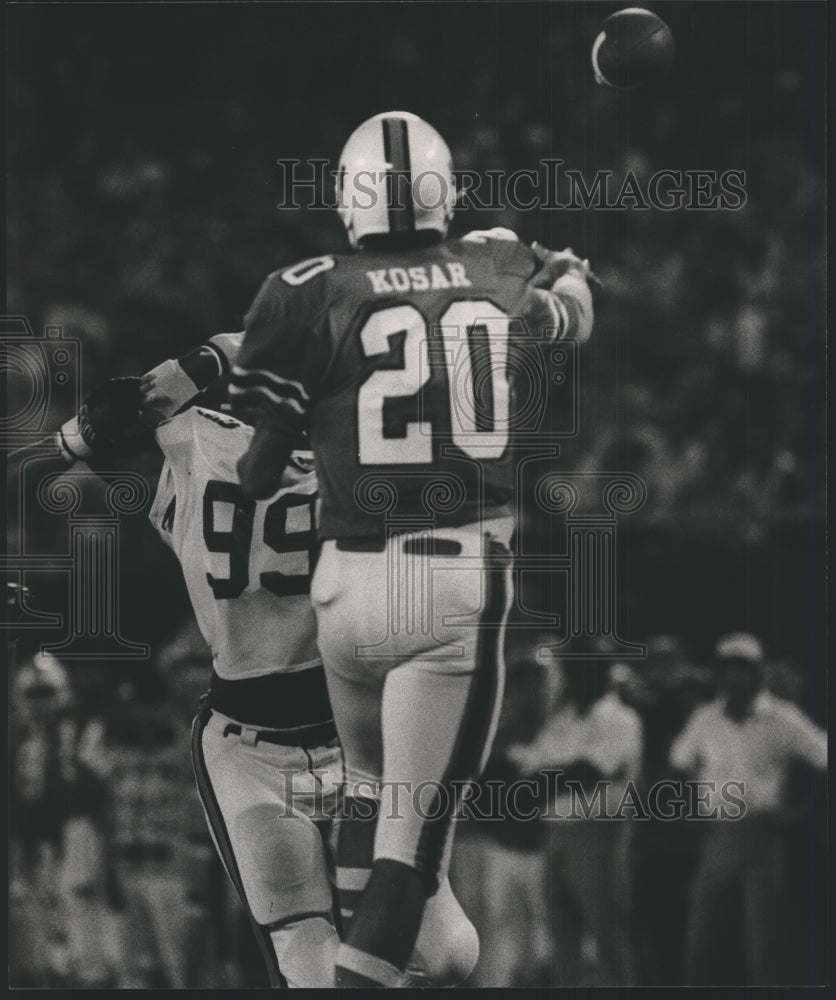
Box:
(334, 858, 427, 987)
(335, 943, 403, 987)
(334, 795, 377, 928)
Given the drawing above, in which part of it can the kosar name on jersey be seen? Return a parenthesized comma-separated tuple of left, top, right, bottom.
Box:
(148, 406, 320, 680)
(229, 230, 589, 540)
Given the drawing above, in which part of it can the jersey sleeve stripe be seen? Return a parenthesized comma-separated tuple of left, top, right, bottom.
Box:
(177, 344, 225, 389)
(529, 287, 568, 341)
(228, 381, 308, 416)
(230, 365, 311, 402)
(553, 296, 570, 338)
(207, 332, 245, 374)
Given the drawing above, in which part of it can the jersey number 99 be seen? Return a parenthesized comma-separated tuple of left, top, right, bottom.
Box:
(202, 481, 316, 600)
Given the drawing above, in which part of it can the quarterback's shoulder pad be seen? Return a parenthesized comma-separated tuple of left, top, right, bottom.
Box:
(460, 227, 521, 244)
(247, 255, 338, 329)
(457, 228, 536, 280)
(278, 254, 337, 287)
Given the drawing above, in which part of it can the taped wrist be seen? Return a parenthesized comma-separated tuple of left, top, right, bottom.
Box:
(57, 416, 93, 463)
(551, 272, 594, 343)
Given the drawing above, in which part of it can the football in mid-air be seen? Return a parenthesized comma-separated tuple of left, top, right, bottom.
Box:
(592, 8, 674, 90)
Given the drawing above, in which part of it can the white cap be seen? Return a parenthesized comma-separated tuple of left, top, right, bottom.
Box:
(714, 632, 764, 664)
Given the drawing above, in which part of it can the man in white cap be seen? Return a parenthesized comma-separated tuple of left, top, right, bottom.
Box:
(670, 632, 826, 985)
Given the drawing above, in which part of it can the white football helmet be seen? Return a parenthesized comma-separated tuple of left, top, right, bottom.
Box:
(336, 111, 455, 247)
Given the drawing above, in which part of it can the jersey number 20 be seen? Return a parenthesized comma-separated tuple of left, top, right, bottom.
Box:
(357, 301, 511, 464)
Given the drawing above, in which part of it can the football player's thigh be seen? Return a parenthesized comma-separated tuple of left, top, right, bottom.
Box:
(314, 545, 413, 672)
(199, 724, 333, 925)
(321, 665, 384, 787)
(376, 648, 502, 882)
(311, 545, 376, 663)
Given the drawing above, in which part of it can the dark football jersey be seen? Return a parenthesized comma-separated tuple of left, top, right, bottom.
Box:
(231, 230, 572, 540)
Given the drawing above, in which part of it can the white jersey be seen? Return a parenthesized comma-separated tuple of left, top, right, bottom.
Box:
(149, 407, 320, 680)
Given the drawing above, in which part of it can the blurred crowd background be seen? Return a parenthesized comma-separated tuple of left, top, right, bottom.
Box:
(6, 1, 826, 988)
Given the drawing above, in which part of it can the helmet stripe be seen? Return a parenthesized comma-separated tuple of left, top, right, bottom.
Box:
(381, 117, 415, 233)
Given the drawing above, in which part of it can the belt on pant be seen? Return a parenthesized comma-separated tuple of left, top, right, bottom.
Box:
(336, 536, 462, 556)
(206, 666, 334, 735)
(219, 717, 337, 749)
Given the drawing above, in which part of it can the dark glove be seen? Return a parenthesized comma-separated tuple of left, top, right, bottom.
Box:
(59, 377, 153, 462)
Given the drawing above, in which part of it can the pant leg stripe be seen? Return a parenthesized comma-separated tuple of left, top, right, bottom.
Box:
(414, 538, 509, 887)
(190, 713, 287, 988)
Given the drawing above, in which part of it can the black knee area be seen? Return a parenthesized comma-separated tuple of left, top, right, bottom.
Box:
(337, 797, 378, 870)
(347, 858, 428, 971)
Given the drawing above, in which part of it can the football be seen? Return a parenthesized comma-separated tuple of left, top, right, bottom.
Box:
(592, 8, 675, 90)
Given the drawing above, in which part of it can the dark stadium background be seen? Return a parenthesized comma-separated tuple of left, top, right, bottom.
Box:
(6, 1, 827, 986)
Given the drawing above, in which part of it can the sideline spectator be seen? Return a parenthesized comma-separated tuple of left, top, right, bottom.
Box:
(103, 665, 192, 987)
(509, 656, 642, 986)
(10, 651, 116, 987)
(615, 635, 712, 984)
(670, 633, 827, 985)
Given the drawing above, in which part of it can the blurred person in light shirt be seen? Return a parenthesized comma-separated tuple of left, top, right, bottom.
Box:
(508, 655, 642, 986)
(669, 632, 826, 986)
